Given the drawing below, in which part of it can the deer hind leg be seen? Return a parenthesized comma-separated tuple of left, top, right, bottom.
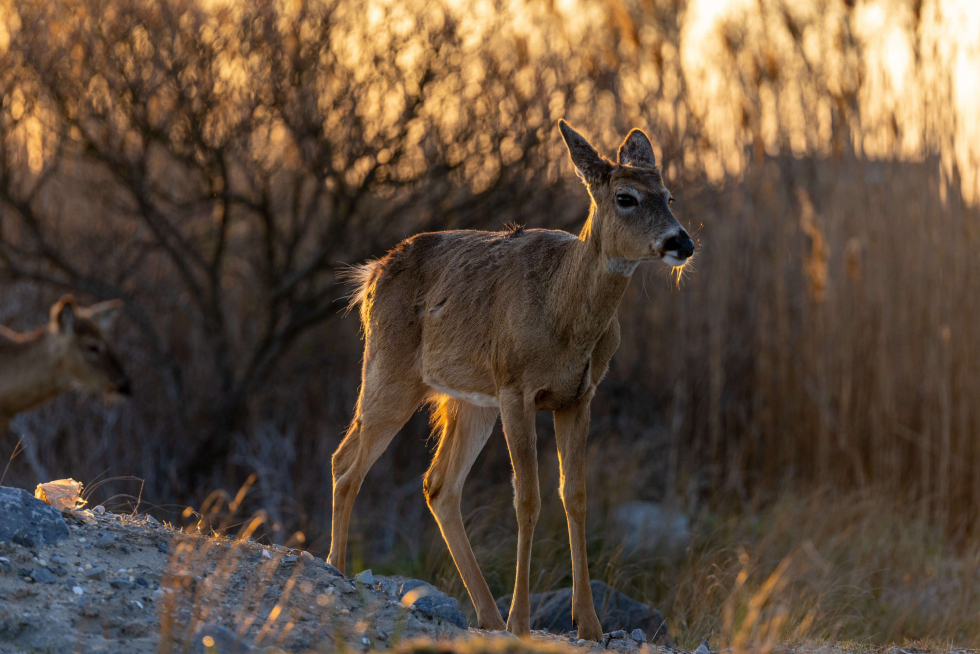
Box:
(424, 396, 505, 631)
(499, 388, 540, 636)
(328, 360, 425, 574)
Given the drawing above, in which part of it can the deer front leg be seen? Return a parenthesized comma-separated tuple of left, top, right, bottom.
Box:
(554, 397, 604, 641)
(499, 388, 541, 636)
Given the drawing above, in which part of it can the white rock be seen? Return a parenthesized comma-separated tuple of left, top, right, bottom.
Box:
(93, 505, 106, 515)
(694, 642, 711, 654)
(72, 586, 84, 595)
(354, 569, 374, 585)
(261, 549, 271, 558)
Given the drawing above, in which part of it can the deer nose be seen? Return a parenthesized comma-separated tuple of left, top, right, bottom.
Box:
(663, 232, 695, 259)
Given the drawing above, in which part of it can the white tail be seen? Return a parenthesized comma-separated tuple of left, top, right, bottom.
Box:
(328, 121, 693, 639)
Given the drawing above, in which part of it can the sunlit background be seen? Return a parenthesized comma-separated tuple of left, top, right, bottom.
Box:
(1, 0, 979, 645)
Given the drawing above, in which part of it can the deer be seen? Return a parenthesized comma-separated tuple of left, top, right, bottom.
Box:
(328, 120, 695, 639)
(0, 295, 131, 433)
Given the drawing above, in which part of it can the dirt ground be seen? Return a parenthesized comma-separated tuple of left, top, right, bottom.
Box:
(0, 506, 661, 653)
(0, 506, 972, 654)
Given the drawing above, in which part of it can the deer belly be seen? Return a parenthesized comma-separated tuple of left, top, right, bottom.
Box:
(426, 381, 499, 408)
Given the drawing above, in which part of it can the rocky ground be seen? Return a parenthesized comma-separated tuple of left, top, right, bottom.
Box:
(0, 487, 666, 653)
(0, 487, 973, 654)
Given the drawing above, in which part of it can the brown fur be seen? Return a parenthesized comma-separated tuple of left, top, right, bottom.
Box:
(0, 295, 130, 432)
(328, 121, 694, 639)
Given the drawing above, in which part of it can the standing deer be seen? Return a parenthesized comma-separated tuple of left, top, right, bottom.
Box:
(329, 121, 695, 639)
(0, 295, 131, 432)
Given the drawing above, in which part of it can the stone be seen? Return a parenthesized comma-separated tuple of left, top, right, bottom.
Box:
(496, 580, 668, 641)
(30, 568, 56, 584)
(397, 579, 441, 600)
(410, 594, 468, 629)
(156, 542, 168, 554)
(281, 554, 298, 565)
(110, 579, 136, 590)
(608, 630, 627, 639)
(694, 641, 711, 654)
(84, 567, 107, 581)
(0, 487, 71, 547)
(191, 623, 252, 653)
(354, 569, 374, 585)
(630, 628, 647, 643)
(92, 505, 106, 515)
(51, 555, 69, 565)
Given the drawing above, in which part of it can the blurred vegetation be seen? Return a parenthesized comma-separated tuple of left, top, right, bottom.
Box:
(1, 0, 978, 646)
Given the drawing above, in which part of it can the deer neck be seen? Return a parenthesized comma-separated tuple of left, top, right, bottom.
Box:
(0, 330, 69, 417)
(550, 206, 633, 342)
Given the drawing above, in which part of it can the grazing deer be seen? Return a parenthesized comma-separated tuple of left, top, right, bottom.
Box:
(329, 121, 694, 639)
(0, 295, 131, 432)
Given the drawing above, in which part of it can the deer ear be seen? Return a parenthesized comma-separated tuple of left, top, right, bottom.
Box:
(52, 295, 77, 334)
(618, 128, 656, 167)
(559, 120, 612, 185)
(86, 300, 123, 333)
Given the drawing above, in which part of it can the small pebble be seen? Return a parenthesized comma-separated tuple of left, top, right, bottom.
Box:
(78, 538, 86, 543)
(694, 641, 711, 654)
(156, 542, 168, 554)
(136, 600, 143, 609)
(93, 505, 106, 515)
(51, 555, 69, 565)
(339, 609, 350, 615)
(576, 639, 587, 645)
(73, 586, 85, 595)
(630, 629, 647, 643)
(84, 563, 93, 571)
(261, 549, 271, 559)
(354, 569, 374, 585)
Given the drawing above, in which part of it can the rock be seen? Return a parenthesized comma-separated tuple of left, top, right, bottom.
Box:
(630, 628, 647, 643)
(354, 569, 374, 585)
(281, 554, 298, 565)
(31, 567, 56, 584)
(694, 640, 711, 654)
(92, 505, 106, 515)
(191, 623, 253, 653)
(398, 579, 441, 599)
(51, 555, 69, 565)
(410, 594, 468, 629)
(84, 567, 107, 581)
(299, 550, 315, 562)
(0, 487, 71, 547)
(496, 580, 667, 641)
(110, 579, 136, 590)
(613, 502, 690, 557)
(96, 532, 115, 548)
(156, 542, 168, 554)
(608, 630, 627, 639)
(374, 574, 468, 629)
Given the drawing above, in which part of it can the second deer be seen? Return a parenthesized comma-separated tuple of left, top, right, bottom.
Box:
(329, 121, 694, 639)
(0, 295, 131, 433)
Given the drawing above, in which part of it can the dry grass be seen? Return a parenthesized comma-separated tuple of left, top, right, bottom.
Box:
(387, 486, 980, 649)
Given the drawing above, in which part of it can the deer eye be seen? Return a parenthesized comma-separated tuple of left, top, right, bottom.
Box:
(615, 194, 638, 208)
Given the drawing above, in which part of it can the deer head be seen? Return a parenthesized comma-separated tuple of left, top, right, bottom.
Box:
(48, 295, 131, 397)
(559, 120, 695, 272)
